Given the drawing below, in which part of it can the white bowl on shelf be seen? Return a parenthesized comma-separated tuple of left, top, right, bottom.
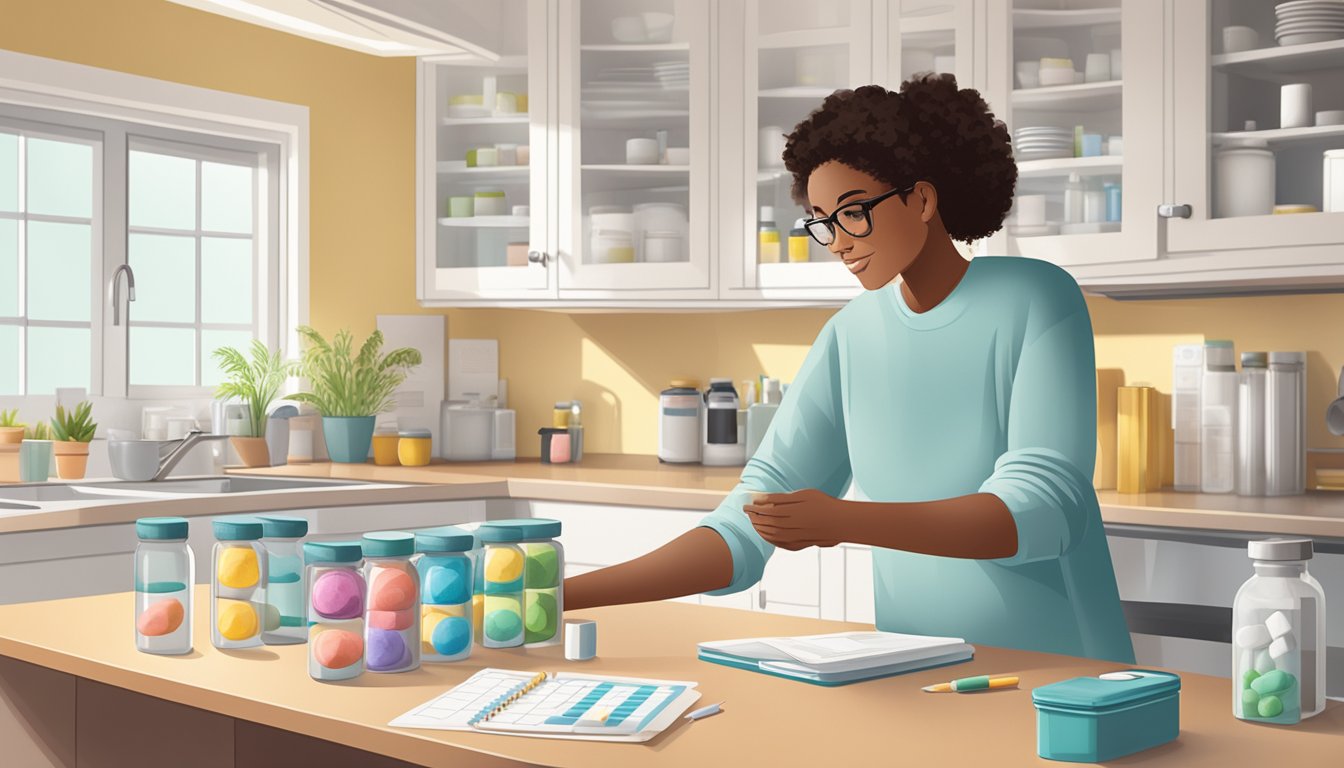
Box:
(612, 16, 646, 43)
(642, 12, 674, 43)
(1038, 67, 1076, 87)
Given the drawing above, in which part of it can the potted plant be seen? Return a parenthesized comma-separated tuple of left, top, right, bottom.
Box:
(19, 421, 53, 482)
(290, 326, 421, 463)
(50, 401, 97, 479)
(212, 339, 294, 467)
(0, 409, 24, 444)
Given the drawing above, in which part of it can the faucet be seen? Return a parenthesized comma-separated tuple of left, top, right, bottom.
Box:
(109, 263, 136, 326)
(154, 428, 229, 480)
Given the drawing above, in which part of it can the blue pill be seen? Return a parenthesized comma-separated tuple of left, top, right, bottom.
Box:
(431, 616, 472, 656)
(423, 559, 471, 605)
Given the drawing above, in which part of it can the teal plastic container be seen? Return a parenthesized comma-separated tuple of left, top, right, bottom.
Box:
(1032, 671, 1180, 763)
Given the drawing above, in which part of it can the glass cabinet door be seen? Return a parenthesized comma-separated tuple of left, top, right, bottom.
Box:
(990, 0, 1162, 270)
(556, 0, 713, 297)
(419, 0, 552, 302)
(891, 0, 974, 88)
(1167, 0, 1344, 256)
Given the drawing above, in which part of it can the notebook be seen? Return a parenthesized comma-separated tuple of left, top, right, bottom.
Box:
(389, 668, 701, 743)
(698, 630, 974, 686)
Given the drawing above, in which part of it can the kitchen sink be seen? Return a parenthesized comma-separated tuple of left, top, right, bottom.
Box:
(96, 477, 363, 495)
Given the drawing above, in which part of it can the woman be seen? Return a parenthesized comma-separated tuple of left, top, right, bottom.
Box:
(565, 74, 1134, 663)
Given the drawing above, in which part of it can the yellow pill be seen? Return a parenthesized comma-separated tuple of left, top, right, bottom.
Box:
(217, 547, 259, 590)
(485, 548, 523, 583)
(422, 612, 444, 653)
(422, 604, 466, 621)
(473, 593, 484, 626)
(217, 600, 258, 641)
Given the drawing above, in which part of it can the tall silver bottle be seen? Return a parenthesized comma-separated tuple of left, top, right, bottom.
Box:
(1265, 352, 1306, 496)
(1236, 352, 1267, 497)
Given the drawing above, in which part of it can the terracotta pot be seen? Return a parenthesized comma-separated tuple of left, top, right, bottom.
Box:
(230, 436, 271, 467)
(53, 440, 91, 480)
(0, 426, 23, 445)
(0, 445, 18, 482)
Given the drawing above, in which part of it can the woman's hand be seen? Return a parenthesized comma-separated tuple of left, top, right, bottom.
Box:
(743, 489, 850, 551)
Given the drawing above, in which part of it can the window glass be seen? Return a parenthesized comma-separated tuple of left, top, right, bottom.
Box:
(129, 233, 196, 323)
(27, 137, 92, 218)
(0, 219, 17, 316)
(201, 237, 252, 325)
(0, 132, 17, 212)
(27, 326, 91, 394)
(201, 328, 254, 388)
(201, 161, 253, 233)
(129, 326, 196, 386)
(129, 150, 195, 230)
(27, 221, 91, 322)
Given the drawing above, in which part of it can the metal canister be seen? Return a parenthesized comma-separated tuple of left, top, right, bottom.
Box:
(1266, 352, 1306, 496)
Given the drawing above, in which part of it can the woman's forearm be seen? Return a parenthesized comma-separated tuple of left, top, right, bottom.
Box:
(834, 493, 1018, 559)
(563, 526, 735, 610)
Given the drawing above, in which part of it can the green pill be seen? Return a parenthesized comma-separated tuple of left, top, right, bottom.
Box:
(1250, 669, 1293, 696)
(1257, 695, 1283, 718)
(1242, 669, 1260, 689)
(1241, 688, 1260, 711)
(525, 589, 557, 643)
(484, 609, 523, 642)
(524, 544, 559, 588)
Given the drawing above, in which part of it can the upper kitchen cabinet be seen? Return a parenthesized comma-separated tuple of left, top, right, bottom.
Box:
(554, 0, 715, 299)
(982, 0, 1164, 280)
(417, 0, 556, 303)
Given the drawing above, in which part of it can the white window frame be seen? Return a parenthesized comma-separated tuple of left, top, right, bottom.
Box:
(0, 48, 308, 403)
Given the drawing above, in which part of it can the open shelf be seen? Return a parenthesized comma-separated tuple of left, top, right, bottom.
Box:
(438, 216, 530, 228)
(757, 27, 854, 50)
(1012, 7, 1121, 30)
(440, 115, 530, 127)
(1212, 38, 1344, 81)
(581, 43, 691, 52)
(1012, 80, 1123, 111)
(437, 161, 531, 178)
(758, 86, 840, 99)
(900, 10, 959, 35)
(1017, 155, 1123, 178)
(1211, 124, 1344, 148)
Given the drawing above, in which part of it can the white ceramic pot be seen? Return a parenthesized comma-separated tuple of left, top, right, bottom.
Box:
(633, 202, 687, 237)
(591, 229, 634, 264)
(625, 138, 659, 165)
(590, 206, 634, 234)
(1214, 147, 1275, 218)
(643, 231, 683, 263)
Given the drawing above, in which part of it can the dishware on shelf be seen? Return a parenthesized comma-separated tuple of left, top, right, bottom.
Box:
(1084, 53, 1111, 82)
(1273, 204, 1317, 214)
(1214, 146, 1275, 218)
(611, 16, 646, 43)
(1326, 149, 1344, 212)
(1107, 135, 1124, 156)
(1013, 126, 1074, 160)
(494, 143, 517, 166)
(633, 202, 688, 242)
(1281, 83, 1313, 129)
(474, 190, 506, 216)
(517, 145, 530, 165)
(625, 137, 660, 164)
(476, 147, 499, 167)
(1013, 194, 1046, 227)
(1016, 61, 1040, 89)
(642, 11, 674, 43)
(1316, 110, 1344, 126)
(511, 205, 529, 217)
(759, 125, 786, 168)
(643, 230, 683, 263)
(448, 196, 473, 218)
(591, 229, 635, 264)
(495, 92, 518, 115)
(590, 205, 635, 235)
(1081, 133, 1103, 157)
(664, 147, 690, 165)
(1275, 0, 1344, 46)
(1222, 25, 1260, 53)
(1038, 67, 1075, 87)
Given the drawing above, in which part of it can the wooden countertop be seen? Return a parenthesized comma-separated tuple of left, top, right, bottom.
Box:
(1, 587, 1339, 767)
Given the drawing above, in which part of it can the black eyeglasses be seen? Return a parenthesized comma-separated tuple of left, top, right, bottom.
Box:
(803, 185, 916, 246)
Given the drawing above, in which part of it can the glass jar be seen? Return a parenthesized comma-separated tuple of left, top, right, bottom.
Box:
(415, 526, 476, 663)
(211, 517, 267, 649)
(474, 526, 526, 649)
(257, 515, 307, 645)
(397, 429, 432, 467)
(478, 519, 564, 647)
(362, 532, 420, 673)
(304, 541, 365, 682)
(134, 517, 194, 655)
(1232, 538, 1327, 723)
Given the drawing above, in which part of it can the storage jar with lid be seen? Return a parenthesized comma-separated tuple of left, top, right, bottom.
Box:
(372, 426, 399, 466)
(474, 190, 506, 216)
(415, 527, 476, 663)
(591, 229, 634, 263)
(1215, 146, 1274, 218)
(1033, 670, 1181, 761)
(1232, 537, 1327, 723)
(305, 541, 365, 681)
(211, 517, 268, 649)
(477, 519, 564, 647)
(702, 378, 744, 466)
(257, 515, 307, 645)
(473, 523, 528, 648)
(643, 230, 683, 263)
(135, 517, 194, 655)
(397, 428, 432, 467)
(659, 379, 702, 464)
(361, 532, 421, 673)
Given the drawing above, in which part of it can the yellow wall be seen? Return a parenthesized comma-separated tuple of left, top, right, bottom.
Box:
(6, 1, 1338, 462)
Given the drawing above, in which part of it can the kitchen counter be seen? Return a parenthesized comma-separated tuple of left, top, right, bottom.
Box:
(0, 587, 1339, 767)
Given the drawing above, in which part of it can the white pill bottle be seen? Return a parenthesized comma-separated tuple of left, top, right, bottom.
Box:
(1231, 537, 1327, 723)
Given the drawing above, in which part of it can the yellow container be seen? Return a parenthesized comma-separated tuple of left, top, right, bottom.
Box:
(553, 403, 571, 429)
(1117, 385, 1162, 493)
(397, 430, 432, 467)
(759, 230, 781, 264)
(372, 433, 400, 466)
(788, 233, 810, 263)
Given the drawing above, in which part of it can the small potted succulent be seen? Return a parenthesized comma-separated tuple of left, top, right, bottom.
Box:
(0, 409, 24, 445)
(50, 401, 97, 480)
(290, 326, 421, 463)
(212, 340, 295, 467)
(19, 421, 53, 482)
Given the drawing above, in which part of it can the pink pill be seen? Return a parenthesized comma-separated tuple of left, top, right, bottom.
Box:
(367, 609, 415, 631)
(369, 568, 417, 612)
(311, 570, 365, 620)
(137, 598, 184, 637)
(313, 628, 363, 670)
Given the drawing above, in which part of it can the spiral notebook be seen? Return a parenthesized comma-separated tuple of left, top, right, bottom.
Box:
(389, 668, 701, 742)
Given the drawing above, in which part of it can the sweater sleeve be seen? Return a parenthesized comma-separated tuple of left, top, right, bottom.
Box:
(698, 318, 853, 595)
(978, 298, 1100, 566)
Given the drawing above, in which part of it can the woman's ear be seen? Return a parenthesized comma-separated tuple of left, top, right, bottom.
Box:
(915, 181, 938, 224)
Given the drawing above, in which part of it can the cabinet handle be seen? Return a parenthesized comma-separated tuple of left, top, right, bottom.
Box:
(758, 589, 767, 609)
(527, 250, 548, 266)
(1157, 204, 1192, 219)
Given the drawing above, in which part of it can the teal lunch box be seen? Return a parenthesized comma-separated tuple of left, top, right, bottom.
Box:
(1032, 670, 1181, 763)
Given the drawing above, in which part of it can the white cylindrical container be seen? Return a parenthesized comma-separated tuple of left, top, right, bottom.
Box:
(1237, 352, 1267, 497)
(658, 380, 702, 464)
(1201, 340, 1238, 494)
(1215, 148, 1275, 218)
(1324, 149, 1344, 213)
(643, 230, 683, 263)
(1172, 344, 1204, 492)
(134, 517, 194, 655)
(1232, 537, 1327, 723)
(1280, 83, 1312, 129)
(1063, 173, 1085, 224)
(1266, 352, 1306, 496)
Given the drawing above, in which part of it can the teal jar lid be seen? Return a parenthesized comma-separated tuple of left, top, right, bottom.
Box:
(415, 525, 476, 553)
(257, 514, 308, 539)
(136, 516, 188, 541)
(478, 518, 561, 542)
(362, 531, 415, 557)
(399, 428, 432, 439)
(212, 516, 264, 541)
(1032, 671, 1180, 713)
(304, 541, 363, 564)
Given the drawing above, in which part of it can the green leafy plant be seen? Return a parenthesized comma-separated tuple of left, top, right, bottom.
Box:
(0, 409, 23, 428)
(50, 401, 97, 443)
(212, 339, 296, 438)
(290, 326, 422, 418)
(23, 421, 51, 440)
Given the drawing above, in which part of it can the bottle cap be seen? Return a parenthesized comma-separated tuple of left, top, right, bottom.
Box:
(1269, 351, 1305, 366)
(398, 428, 432, 438)
(555, 401, 571, 409)
(361, 531, 415, 557)
(1240, 352, 1267, 368)
(414, 526, 476, 553)
(257, 514, 308, 539)
(760, 206, 775, 221)
(477, 518, 562, 542)
(303, 540, 363, 564)
(1204, 340, 1235, 368)
(136, 516, 189, 541)
(212, 516, 264, 541)
(1248, 537, 1312, 562)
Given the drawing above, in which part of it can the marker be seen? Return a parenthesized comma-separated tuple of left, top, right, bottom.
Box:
(922, 675, 1019, 693)
(685, 701, 724, 720)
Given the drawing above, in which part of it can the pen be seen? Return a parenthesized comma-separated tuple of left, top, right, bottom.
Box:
(922, 675, 1019, 693)
(685, 701, 724, 720)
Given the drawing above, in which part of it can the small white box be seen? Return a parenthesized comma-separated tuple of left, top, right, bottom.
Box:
(564, 619, 597, 661)
(1254, 649, 1275, 674)
(1235, 624, 1271, 649)
(1268, 635, 1295, 660)
(1266, 610, 1292, 639)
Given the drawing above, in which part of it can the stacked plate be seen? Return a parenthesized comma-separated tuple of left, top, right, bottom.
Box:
(1014, 126, 1073, 161)
(1275, 0, 1344, 46)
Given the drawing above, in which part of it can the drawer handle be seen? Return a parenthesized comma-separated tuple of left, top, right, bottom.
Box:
(527, 250, 548, 266)
(758, 589, 766, 609)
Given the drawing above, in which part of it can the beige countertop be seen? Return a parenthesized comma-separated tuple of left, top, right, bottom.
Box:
(3, 453, 1343, 539)
(1, 587, 1340, 767)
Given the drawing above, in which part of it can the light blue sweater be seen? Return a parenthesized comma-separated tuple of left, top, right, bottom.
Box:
(700, 256, 1134, 663)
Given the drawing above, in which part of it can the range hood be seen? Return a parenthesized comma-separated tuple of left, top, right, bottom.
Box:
(167, 0, 500, 60)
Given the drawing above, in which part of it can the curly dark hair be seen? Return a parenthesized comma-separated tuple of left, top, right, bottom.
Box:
(782, 74, 1016, 243)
